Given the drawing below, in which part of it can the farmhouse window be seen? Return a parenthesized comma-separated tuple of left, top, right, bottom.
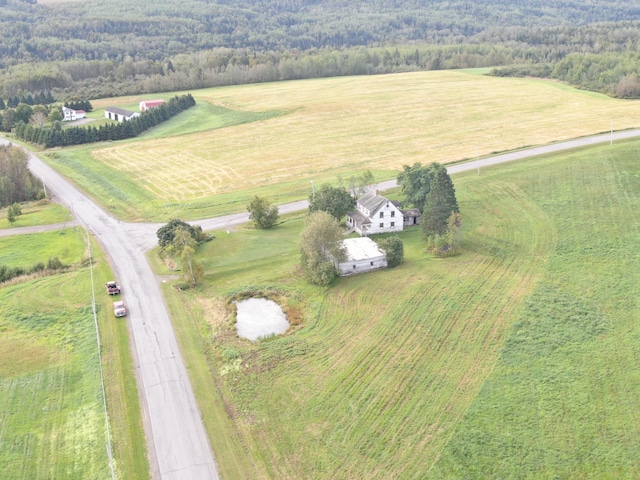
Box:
(391, 211, 395, 217)
(379, 223, 384, 228)
(353, 265, 356, 269)
(370, 262, 374, 266)
(380, 212, 384, 218)
(391, 222, 395, 227)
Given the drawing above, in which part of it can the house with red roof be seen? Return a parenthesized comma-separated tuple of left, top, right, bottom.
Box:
(139, 99, 166, 111)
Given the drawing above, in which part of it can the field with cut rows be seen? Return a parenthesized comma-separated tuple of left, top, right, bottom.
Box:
(0, 230, 148, 480)
(46, 69, 640, 222)
(158, 137, 640, 478)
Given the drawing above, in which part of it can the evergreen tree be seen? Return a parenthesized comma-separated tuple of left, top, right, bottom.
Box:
(421, 165, 459, 238)
(0, 98, 5, 110)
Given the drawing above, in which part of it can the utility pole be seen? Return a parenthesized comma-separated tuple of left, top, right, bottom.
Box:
(610, 119, 614, 145)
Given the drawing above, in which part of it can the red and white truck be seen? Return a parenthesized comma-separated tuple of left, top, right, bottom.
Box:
(105, 280, 121, 295)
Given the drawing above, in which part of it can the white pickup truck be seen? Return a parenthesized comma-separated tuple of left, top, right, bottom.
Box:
(113, 301, 127, 317)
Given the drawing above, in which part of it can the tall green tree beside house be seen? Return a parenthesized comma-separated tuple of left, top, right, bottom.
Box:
(308, 184, 355, 221)
(378, 235, 404, 267)
(299, 211, 346, 286)
(397, 162, 442, 212)
(422, 165, 459, 238)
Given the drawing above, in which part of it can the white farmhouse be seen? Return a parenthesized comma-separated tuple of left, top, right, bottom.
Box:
(61, 107, 86, 122)
(333, 237, 388, 276)
(346, 191, 404, 236)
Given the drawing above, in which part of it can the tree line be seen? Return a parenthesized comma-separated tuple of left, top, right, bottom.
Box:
(2, 0, 640, 99)
(0, 145, 44, 208)
(13, 94, 195, 148)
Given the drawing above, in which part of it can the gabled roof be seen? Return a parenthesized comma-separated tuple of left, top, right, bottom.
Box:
(357, 190, 389, 213)
(105, 106, 137, 117)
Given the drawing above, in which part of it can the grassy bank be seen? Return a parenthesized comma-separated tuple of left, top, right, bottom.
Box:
(0, 229, 148, 479)
(153, 137, 640, 478)
(43, 70, 640, 222)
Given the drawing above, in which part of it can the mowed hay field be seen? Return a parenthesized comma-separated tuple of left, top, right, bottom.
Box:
(160, 138, 640, 479)
(49, 70, 640, 221)
(0, 231, 148, 480)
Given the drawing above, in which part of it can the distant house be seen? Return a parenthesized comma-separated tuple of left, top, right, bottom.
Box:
(333, 237, 388, 276)
(139, 99, 165, 111)
(346, 191, 405, 236)
(105, 107, 140, 122)
(62, 107, 86, 122)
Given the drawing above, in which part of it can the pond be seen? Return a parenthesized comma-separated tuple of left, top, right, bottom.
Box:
(235, 298, 290, 341)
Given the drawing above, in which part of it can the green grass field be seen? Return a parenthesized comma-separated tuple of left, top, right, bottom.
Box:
(43, 70, 640, 222)
(154, 137, 640, 478)
(0, 202, 69, 230)
(0, 230, 149, 479)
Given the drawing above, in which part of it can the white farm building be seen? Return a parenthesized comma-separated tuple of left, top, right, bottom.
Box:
(333, 237, 388, 276)
(105, 106, 140, 122)
(346, 191, 404, 236)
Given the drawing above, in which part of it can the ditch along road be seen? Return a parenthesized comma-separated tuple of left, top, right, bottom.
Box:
(3, 127, 639, 479)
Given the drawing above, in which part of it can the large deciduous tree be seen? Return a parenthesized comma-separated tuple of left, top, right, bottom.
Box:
(397, 162, 442, 212)
(308, 184, 355, 221)
(156, 218, 207, 249)
(172, 227, 205, 286)
(247, 195, 279, 229)
(299, 211, 346, 286)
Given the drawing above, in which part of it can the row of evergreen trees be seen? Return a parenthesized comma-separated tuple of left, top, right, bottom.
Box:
(0, 91, 55, 109)
(15, 94, 195, 148)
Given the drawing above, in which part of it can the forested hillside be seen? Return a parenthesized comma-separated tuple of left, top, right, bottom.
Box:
(1, 0, 640, 99)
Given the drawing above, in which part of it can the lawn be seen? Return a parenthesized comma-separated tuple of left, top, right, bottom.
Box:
(43, 70, 640, 222)
(154, 137, 640, 478)
(0, 230, 148, 480)
(0, 201, 68, 230)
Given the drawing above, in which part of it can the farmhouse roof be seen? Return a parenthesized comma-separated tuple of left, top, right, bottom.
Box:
(342, 237, 385, 262)
(105, 106, 137, 117)
(141, 99, 165, 106)
(358, 190, 388, 213)
(347, 210, 370, 230)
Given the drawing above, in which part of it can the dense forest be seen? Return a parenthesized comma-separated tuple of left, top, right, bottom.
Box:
(1, 0, 640, 100)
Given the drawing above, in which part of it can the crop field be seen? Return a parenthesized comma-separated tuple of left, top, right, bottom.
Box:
(46, 70, 640, 221)
(0, 230, 148, 479)
(156, 137, 640, 478)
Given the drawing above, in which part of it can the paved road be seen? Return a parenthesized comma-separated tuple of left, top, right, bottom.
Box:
(2, 138, 219, 480)
(3, 127, 639, 479)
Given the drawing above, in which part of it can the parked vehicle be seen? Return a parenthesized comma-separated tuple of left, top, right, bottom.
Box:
(105, 280, 121, 295)
(113, 300, 127, 317)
